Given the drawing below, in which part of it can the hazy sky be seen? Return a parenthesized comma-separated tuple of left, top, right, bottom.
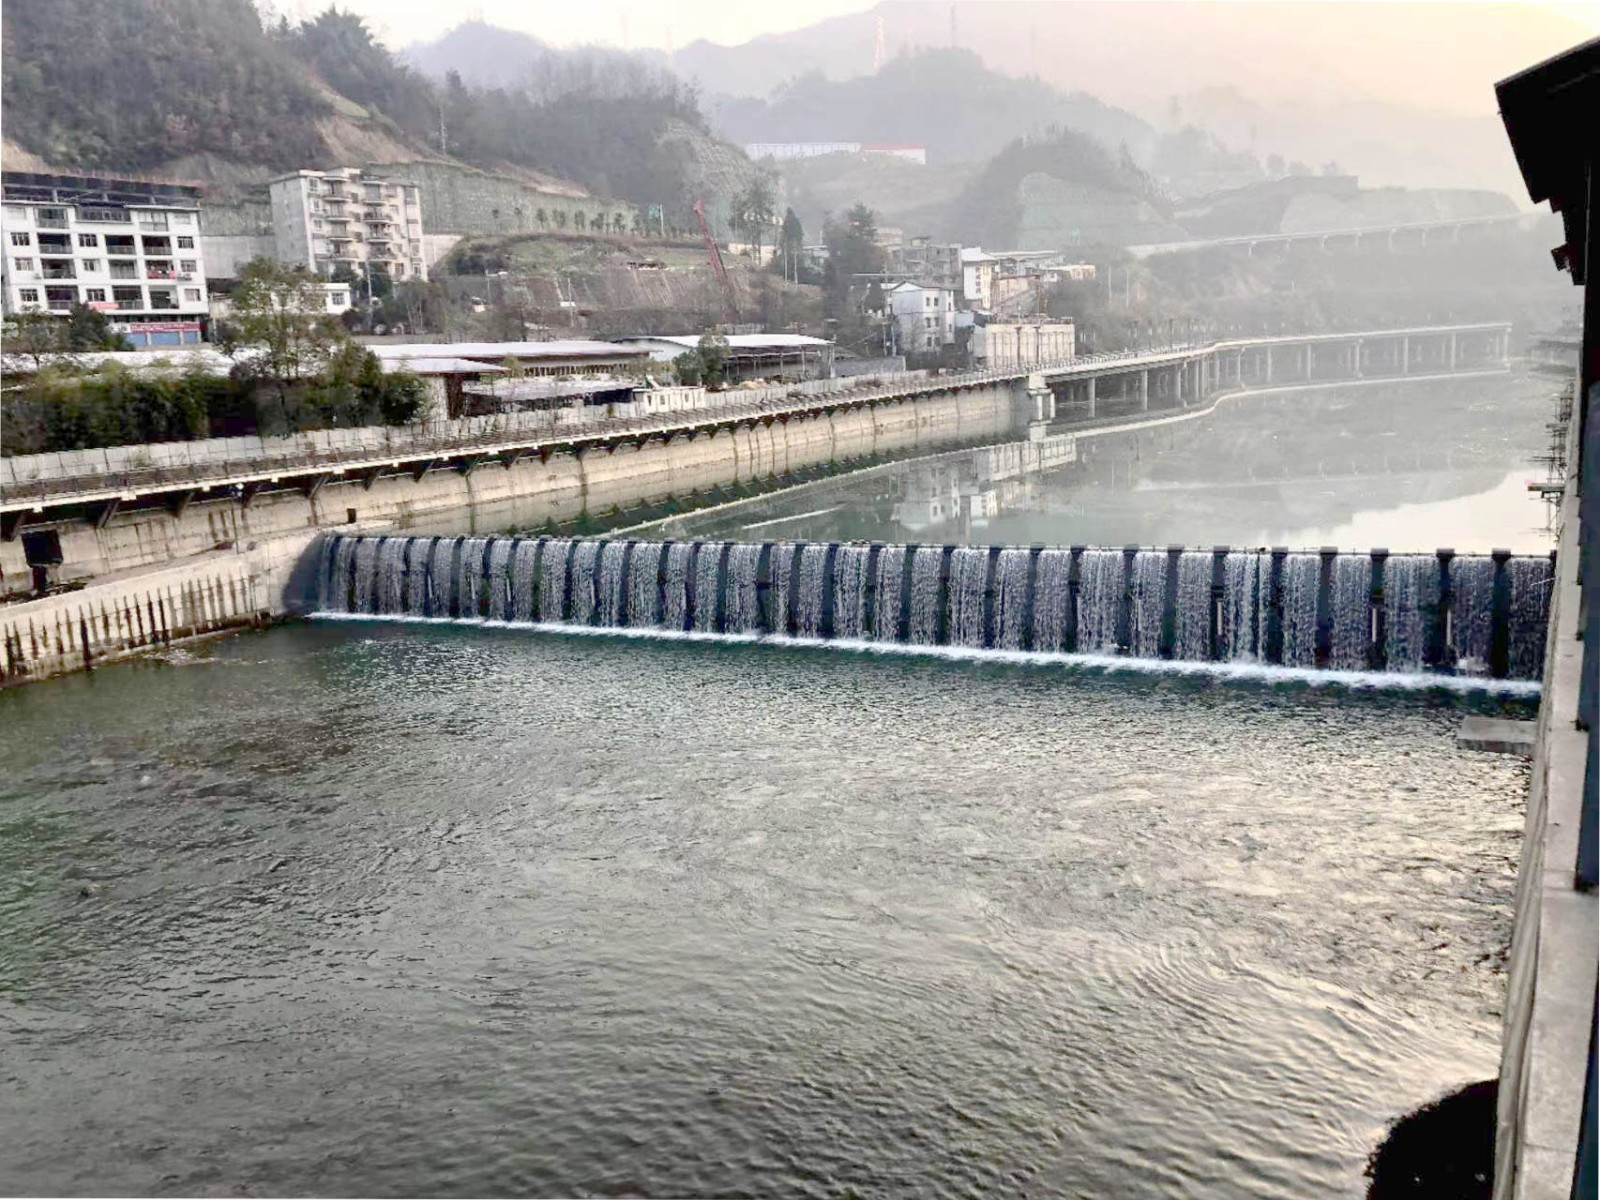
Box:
(268, 0, 1600, 54)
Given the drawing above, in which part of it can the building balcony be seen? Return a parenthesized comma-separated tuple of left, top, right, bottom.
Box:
(135, 218, 170, 232)
(40, 268, 77, 280)
(35, 215, 69, 230)
(109, 266, 138, 280)
(147, 267, 176, 280)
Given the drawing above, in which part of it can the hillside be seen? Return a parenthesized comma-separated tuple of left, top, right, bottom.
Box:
(711, 49, 1155, 165)
(0, 3, 766, 235)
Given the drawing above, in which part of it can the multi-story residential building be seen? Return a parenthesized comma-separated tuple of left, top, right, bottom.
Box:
(269, 168, 427, 286)
(892, 238, 963, 294)
(886, 280, 957, 355)
(1, 172, 210, 347)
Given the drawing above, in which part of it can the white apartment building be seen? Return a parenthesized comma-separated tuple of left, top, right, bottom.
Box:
(1, 172, 209, 347)
(885, 281, 956, 354)
(269, 168, 427, 286)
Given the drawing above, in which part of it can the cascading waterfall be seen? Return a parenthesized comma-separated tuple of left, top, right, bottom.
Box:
(1279, 553, 1322, 668)
(1128, 551, 1168, 659)
(510, 540, 540, 621)
(1031, 549, 1073, 653)
(485, 539, 514, 621)
(316, 535, 1555, 682)
(661, 543, 694, 632)
(725, 544, 763, 634)
(1173, 552, 1214, 662)
(539, 539, 573, 625)
(1383, 555, 1440, 673)
(1221, 551, 1260, 662)
(376, 538, 409, 616)
(907, 547, 946, 645)
(1327, 554, 1373, 670)
(993, 549, 1033, 651)
(793, 544, 831, 638)
(831, 546, 871, 640)
(871, 546, 907, 642)
(427, 538, 459, 619)
(627, 542, 664, 627)
(568, 539, 603, 626)
(1506, 556, 1553, 680)
(947, 548, 991, 648)
(1077, 550, 1125, 654)
(1449, 556, 1496, 674)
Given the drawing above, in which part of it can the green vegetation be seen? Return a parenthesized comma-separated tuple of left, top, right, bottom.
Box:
(1, 0, 328, 172)
(4, 259, 426, 454)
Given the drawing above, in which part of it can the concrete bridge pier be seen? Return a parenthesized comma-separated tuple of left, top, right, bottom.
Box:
(1402, 335, 1411, 375)
(1449, 330, 1458, 370)
(1265, 345, 1274, 385)
(1085, 376, 1097, 418)
(1139, 369, 1150, 412)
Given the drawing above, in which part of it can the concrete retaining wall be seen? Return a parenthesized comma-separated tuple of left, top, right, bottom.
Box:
(1, 385, 1016, 604)
(0, 529, 318, 685)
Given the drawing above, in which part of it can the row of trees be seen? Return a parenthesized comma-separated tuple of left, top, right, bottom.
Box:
(4, 260, 428, 454)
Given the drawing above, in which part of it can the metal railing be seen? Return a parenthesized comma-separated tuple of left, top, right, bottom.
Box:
(0, 326, 1512, 509)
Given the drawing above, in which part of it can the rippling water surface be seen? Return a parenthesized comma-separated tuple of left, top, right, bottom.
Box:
(0, 624, 1528, 1197)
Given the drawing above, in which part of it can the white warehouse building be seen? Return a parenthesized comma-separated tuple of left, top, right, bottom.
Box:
(269, 168, 428, 286)
(1, 172, 210, 347)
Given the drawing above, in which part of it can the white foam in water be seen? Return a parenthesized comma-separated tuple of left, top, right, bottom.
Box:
(724, 544, 763, 634)
(1327, 554, 1372, 671)
(947, 547, 990, 648)
(1384, 555, 1440, 673)
(661, 543, 694, 631)
(1128, 550, 1168, 659)
(598, 541, 630, 627)
(692, 542, 724, 632)
(1279, 553, 1321, 668)
(1173, 551, 1214, 661)
(871, 546, 906, 641)
(626, 542, 663, 628)
(767, 543, 796, 635)
(404, 539, 431, 615)
(1031, 549, 1073, 653)
(1223, 551, 1261, 662)
(993, 548, 1033, 651)
(1077, 550, 1125, 654)
(311, 609, 1540, 696)
(538, 538, 573, 624)
(831, 545, 871, 640)
(793, 544, 830, 638)
(907, 547, 945, 645)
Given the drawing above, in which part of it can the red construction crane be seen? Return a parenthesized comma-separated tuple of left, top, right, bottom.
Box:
(693, 199, 738, 324)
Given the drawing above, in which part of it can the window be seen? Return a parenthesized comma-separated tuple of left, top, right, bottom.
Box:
(45, 286, 77, 308)
(85, 288, 106, 302)
(37, 206, 69, 227)
(13, 257, 33, 272)
(177, 236, 194, 249)
(81, 259, 100, 273)
(172, 213, 193, 226)
(78, 233, 98, 248)
(183, 288, 202, 302)
(9, 231, 30, 246)
(180, 259, 197, 273)
(313, 219, 324, 230)
(3, 205, 27, 221)
(329, 291, 348, 307)
(18, 287, 38, 303)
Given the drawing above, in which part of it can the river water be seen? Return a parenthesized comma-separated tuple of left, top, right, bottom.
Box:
(1, 625, 1529, 1197)
(0, 371, 1553, 1196)
(628, 374, 1557, 553)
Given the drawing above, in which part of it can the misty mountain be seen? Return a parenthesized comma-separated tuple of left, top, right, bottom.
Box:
(709, 49, 1155, 165)
(401, 21, 671, 93)
(672, 0, 1592, 194)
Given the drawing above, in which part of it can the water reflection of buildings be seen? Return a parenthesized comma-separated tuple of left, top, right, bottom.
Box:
(893, 435, 1076, 536)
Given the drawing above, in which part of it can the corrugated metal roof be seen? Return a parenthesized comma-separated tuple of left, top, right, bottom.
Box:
(368, 340, 646, 360)
(618, 334, 833, 351)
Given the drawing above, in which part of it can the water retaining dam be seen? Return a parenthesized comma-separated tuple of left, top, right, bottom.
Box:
(316, 534, 1554, 681)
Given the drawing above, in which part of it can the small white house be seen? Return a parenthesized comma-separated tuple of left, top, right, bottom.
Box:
(885, 281, 956, 354)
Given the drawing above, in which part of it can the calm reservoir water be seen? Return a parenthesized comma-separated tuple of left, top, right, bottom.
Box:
(0, 624, 1529, 1197)
(627, 375, 1557, 553)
